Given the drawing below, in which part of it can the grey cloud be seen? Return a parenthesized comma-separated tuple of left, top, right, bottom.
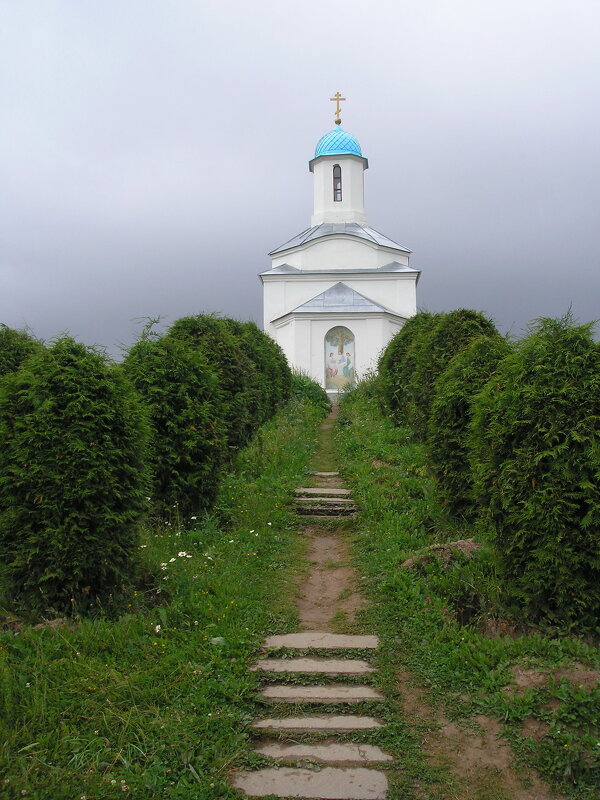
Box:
(1, 0, 599, 357)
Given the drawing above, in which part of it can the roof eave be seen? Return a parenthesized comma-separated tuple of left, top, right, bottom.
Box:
(272, 308, 406, 325)
(269, 235, 411, 258)
(309, 153, 369, 172)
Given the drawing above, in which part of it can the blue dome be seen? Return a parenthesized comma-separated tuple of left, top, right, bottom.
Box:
(314, 126, 362, 158)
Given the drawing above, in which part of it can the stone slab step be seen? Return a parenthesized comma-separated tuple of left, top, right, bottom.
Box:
(263, 632, 379, 650)
(295, 487, 351, 496)
(295, 496, 355, 504)
(260, 685, 384, 703)
(252, 657, 374, 675)
(254, 741, 393, 764)
(232, 766, 388, 799)
(252, 715, 383, 732)
(311, 471, 340, 477)
(296, 508, 358, 517)
(297, 512, 358, 518)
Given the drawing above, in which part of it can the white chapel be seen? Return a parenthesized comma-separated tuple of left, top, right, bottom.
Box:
(260, 96, 419, 395)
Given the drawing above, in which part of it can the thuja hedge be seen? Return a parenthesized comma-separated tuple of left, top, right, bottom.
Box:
(378, 312, 440, 423)
(469, 317, 600, 627)
(122, 335, 227, 518)
(405, 309, 498, 441)
(428, 334, 512, 518)
(0, 323, 44, 378)
(222, 318, 292, 424)
(290, 369, 330, 411)
(0, 337, 149, 613)
(167, 314, 269, 451)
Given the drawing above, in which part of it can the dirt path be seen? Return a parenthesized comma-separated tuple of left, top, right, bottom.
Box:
(232, 408, 390, 799)
(296, 523, 366, 632)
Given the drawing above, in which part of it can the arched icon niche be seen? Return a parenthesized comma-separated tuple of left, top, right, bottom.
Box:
(325, 326, 355, 390)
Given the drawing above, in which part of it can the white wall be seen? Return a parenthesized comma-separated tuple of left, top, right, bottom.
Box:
(311, 155, 368, 226)
(271, 313, 406, 388)
(262, 273, 418, 330)
(271, 236, 411, 271)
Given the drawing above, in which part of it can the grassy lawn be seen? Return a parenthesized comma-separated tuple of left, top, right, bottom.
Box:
(0, 399, 325, 799)
(335, 387, 599, 800)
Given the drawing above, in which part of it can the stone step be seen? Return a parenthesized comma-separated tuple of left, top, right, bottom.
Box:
(297, 511, 358, 518)
(311, 471, 340, 477)
(260, 684, 384, 703)
(263, 632, 379, 650)
(254, 741, 393, 764)
(251, 657, 374, 675)
(295, 496, 356, 504)
(296, 509, 358, 518)
(232, 766, 387, 799)
(252, 715, 383, 732)
(295, 487, 351, 496)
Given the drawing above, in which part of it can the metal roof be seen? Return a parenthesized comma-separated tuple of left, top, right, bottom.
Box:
(314, 127, 362, 158)
(289, 282, 395, 315)
(259, 260, 419, 277)
(268, 223, 411, 256)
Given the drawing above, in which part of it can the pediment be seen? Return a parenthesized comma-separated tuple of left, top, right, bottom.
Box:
(290, 282, 392, 314)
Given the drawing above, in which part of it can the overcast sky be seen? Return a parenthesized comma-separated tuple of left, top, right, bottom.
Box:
(2, 0, 599, 355)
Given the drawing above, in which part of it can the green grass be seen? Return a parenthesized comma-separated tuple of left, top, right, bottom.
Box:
(335, 386, 599, 799)
(306, 405, 338, 473)
(0, 398, 325, 799)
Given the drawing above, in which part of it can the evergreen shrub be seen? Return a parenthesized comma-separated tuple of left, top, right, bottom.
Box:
(469, 316, 600, 627)
(166, 314, 258, 451)
(222, 319, 292, 422)
(0, 323, 43, 378)
(406, 309, 497, 441)
(290, 370, 330, 410)
(378, 312, 439, 423)
(0, 337, 149, 613)
(428, 334, 512, 517)
(122, 335, 227, 517)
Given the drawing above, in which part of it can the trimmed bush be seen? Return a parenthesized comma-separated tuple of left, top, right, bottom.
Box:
(166, 314, 258, 451)
(0, 337, 149, 613)
(428, 334, 512, 517)
(290, 369, 330, 411)
(0, 323, 43, 378)
(122, 335, 227, 518)
(378, 312, 439, 423)
(222, 319, 292, 422)
(469, 316, 600, 627)
(405, 309, 497, 441)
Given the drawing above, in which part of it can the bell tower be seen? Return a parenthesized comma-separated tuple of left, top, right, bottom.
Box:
(308, 95, 368, 226)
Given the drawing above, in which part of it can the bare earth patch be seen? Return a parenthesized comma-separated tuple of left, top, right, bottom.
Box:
(297, 526, 365, 631)
(510, 667, 550, 693)
(311, 474, 346, 489)
(554, 663, 600, 689)
(507, 663, 599, 694)
(400, 538, 480, 570)
(521, 717, 550, 741)
(396, 669, 566, 800)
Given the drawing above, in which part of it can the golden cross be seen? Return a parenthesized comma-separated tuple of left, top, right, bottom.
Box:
(330, 92, 346, 125)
